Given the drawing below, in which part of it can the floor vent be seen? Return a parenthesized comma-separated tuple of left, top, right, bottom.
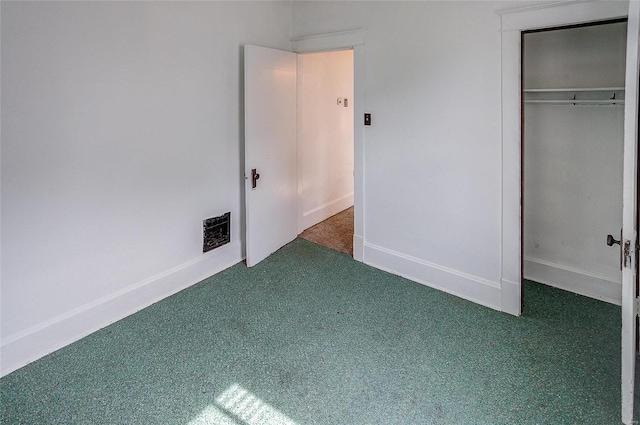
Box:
(203, 212, 230, 253)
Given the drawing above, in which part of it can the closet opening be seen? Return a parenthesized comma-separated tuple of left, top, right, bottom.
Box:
(520, 18, 628, 312)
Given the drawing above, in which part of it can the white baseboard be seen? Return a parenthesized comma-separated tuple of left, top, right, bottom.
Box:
(363, 242, 502, 312)
(301, 193, 354, 231)
(524, 256, 621, 305)
(1, 241, 243, 377)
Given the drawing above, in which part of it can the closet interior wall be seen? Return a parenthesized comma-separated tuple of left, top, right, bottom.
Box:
(522, 22, 627, 305)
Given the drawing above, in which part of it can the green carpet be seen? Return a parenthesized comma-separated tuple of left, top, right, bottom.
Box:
(1, 238, 623, 424)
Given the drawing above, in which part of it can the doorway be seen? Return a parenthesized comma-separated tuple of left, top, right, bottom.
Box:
(499, 2, 638, 422)
(296, 49, 355, 256)
(521, 20, 627, 307)
(244, 31, 365, 267)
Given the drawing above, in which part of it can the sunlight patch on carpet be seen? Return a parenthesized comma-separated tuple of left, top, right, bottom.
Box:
(188, 384, 297, 425)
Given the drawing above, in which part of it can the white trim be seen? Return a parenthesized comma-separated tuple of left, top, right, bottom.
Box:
(292, 32, 366, 264)
(497, 0, 590, 16)
(524, 256, 621, 305)
(291, 29, 366, 53)
(363, 242, 502, 311)
(499, 0, 629, 319)
(352, 44, 365, 263)
(296, 53, 304, 237)
(1, 242, 243, 377)
(498, 1, 628, 32)
(500, 28, 522, 316)
(300, 193, 354, 232)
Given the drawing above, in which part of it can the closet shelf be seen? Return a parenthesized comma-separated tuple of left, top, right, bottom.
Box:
(524, 87, 625, 105)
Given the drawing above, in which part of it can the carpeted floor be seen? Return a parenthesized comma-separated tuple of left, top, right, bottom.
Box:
(0, 238, 626, 424)
(299, 207, 353, 256)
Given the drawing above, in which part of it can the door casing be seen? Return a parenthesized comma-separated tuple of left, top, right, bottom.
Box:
(498, 0, 629, 315)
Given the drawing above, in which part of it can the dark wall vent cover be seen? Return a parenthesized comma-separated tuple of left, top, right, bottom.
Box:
(203, 212, 230, 253)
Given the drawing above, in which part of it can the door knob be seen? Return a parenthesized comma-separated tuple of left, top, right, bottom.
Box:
(251, 168, 260, 189)
(607, 234, 621, 246)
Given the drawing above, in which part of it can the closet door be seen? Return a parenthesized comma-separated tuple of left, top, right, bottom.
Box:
(621, 2, 640, 424)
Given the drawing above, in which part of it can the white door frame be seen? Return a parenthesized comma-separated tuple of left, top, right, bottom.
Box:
(498, 0, 629, 316)
(291, 29, 367, 261)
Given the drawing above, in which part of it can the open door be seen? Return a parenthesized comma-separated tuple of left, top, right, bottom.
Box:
(244, 45, 298, 267)
(622, 2, 640, 424)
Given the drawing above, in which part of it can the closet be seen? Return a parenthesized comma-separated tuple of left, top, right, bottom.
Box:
(522, 20, 627, 305)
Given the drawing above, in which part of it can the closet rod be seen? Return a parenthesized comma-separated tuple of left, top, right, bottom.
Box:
(524, 99, 624, 105)
(524, 87, 625, 93)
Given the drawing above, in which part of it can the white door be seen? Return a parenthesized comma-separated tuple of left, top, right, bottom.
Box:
(622, 2, 640, 424)
(244, 45, 298, 267)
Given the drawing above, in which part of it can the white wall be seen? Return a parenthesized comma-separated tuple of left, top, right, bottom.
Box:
(0, 1, 291, 376)
(293, 1, 530, 309)
(1, 0, 569, 376)
(524, 23, 627, 89)
(298, 50, 354, 232)
(523, 23, 627, 304)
